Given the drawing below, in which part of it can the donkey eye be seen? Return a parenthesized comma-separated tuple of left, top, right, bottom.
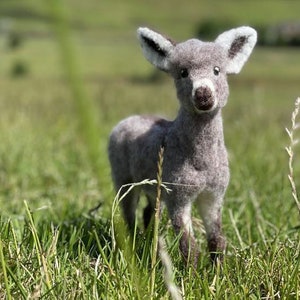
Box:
(213, 66, 220, 76)
(180, 68, 189, 78)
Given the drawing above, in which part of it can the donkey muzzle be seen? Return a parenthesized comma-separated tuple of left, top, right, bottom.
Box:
(192, 79, 216, 112)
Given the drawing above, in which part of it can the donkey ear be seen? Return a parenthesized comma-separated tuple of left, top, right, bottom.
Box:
(137, 27, 176, 72)
(215, 26, 257, 74)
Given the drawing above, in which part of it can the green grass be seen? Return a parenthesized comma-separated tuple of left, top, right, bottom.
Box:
(0, 0, 299, 299)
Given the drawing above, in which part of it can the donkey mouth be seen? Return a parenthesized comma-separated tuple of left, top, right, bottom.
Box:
(194, 98, 214, 111)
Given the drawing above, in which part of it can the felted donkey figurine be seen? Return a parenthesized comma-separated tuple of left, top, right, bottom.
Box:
(108, 26, 257, 264)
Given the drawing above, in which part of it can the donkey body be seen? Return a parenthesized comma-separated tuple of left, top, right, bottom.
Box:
(108, 26, 257, 264)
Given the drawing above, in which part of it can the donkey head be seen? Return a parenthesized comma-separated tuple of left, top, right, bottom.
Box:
(137, 26, 257, 114)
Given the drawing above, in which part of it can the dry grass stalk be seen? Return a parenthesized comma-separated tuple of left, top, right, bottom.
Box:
(150, 146, 164, 299)
(285, 97, 300, 217)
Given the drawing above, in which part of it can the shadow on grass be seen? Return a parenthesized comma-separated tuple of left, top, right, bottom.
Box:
(53, 213, 113, 259)
(31, 211, 155, 263)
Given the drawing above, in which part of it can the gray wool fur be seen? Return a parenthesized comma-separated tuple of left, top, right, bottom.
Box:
(108, 26, 257, 264)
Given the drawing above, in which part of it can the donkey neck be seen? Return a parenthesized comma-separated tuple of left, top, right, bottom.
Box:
(170, 107, 224, 150)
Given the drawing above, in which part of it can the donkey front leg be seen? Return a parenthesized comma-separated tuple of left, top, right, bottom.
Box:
(167, 203, 199, 266)
(197, 194, 226, 262)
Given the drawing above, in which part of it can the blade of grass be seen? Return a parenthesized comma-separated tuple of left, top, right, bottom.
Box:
(24, 201, 53, 296)
(0, 239, 12, 300)
(2, 220, 27, 298)
(48, 0, 103, 182)
(5, 265, 27, 299)
(229, 209, 246, 249)
(93, 229, 115, 278)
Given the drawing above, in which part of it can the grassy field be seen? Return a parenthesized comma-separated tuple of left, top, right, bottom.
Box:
(0, 0, 299, 299)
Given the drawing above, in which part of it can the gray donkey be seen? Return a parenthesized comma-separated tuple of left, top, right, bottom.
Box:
(108, 26, 257, 264)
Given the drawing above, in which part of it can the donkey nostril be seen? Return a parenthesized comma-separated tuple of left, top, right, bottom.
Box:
(195, 87, 212, 101)
(194, 87, 214, 111)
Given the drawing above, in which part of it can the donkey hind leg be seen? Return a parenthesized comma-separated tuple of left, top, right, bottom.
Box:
(143, 196, 154, 229)
(197, 195, 226, 262)
(118, 185, 141, 232)
(168, 203, 199, 266)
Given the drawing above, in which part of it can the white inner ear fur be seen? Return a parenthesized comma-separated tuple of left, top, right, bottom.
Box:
(137, 27, 174, 71)
(215, 26, 257, 74)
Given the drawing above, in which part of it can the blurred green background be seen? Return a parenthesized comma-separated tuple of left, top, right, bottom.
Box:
(0, 0, 299, 222)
